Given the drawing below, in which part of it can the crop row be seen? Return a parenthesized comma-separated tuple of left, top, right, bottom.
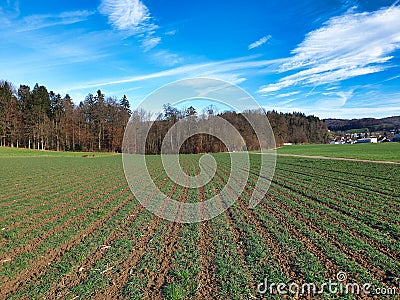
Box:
(3, 156, 170, 298)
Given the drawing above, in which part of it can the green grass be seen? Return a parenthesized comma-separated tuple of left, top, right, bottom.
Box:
(277, 143, 400, 162)
(0, 146, 116, 157)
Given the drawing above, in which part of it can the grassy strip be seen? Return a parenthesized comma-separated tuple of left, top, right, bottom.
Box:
(0, 146, 117, 157)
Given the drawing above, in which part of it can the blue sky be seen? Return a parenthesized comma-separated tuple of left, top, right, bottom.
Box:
(1, 0, 400, 118)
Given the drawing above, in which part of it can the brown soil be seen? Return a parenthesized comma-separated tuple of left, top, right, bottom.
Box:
(196, 161, 221, 299)
(143, 164, 190, 299)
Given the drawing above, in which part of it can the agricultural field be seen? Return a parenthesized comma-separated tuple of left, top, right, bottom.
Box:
(277, 143, 400, 162)
(0, 146, 399, 299)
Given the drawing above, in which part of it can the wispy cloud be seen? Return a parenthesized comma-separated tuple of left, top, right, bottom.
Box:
(65, 55, 283, 91)
(99, 0, 153, 31)
(258, 6, 400, 93)
(164, 29, 177, 36)
(390, 0, 400, 9)
(325, 86, 340, 90)
(319, 90, 353, 107)
(276, 91, 300, 98)
(248, 35, 271, 50)
(17, 10, 94, 32)
(382, 73, 400, 82)
(0, 1, 93, 32)
(151, 50, 184, 66)
(0, 1, 19, 21)
(0, 7, 112, 69)
(99, 0, 162, 51)
(142, 36, 161, 52)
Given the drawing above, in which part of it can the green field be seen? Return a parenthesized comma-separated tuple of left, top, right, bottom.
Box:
(0, 147, 116, 158)
(277, 142, 400, 162)
(0, 146, 399, 299)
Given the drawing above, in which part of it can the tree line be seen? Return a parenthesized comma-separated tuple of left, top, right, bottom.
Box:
(325, 116, 400, 132)
(127, 104, 329, 154)
(0, 80, 131, 152)
(0, 79, 328, 153)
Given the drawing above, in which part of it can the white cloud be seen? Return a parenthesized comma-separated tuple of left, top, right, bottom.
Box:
(0, 0, 19, 19)
(99, 0, 152, 31)
(17, 10, 94, 32)
(0, 9, 119, 70)
(390, 0, 400, 8)
(165, 29, 177, 36)
(248, 35, 271, 50)
(142, 36, 161, 52)
(258, 6, 400, 93)
(276, 91, 300, 98)
(151, 50, 184, 66)
(382, 73, 400, 82)
(259, 65, 384, 93)
(276, 98, 297, 106)
(318, 90, 353, 107)
(325, 86, 340, 90)
(65, 55, 282, 91)
(99, 0, 161, 51)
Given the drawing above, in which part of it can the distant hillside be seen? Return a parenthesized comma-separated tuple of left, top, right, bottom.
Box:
(324, 116, 400, 132)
